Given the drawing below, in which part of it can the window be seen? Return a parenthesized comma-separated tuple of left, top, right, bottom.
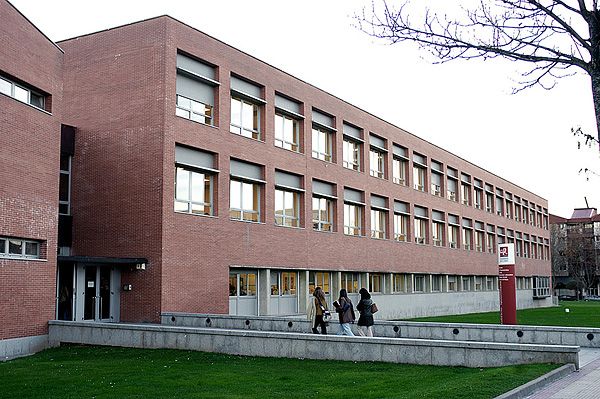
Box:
(274, 113, 300, 152)
(487, 232, 495, 253)
(496, 196, 504, 216)
(486, 277, 496, 291)
(312, 126, 333, 162)
(371, 209, 386, 239)
(474, 187, 483, 210)
(448, 275, 457, 291)
(344, 203, 362, 236)
(312, 196, 333, 232)
(461, 183, 471, 206)
(369, 149, 385, 178)
(230, 76, 264, 140)
(309, 272, 330, 294)
(343, 139, 360, 171)
(344, 188, 364, 236)
(393, 158, 408, 185)
(370, 274, 383, 293)
(231, 97, 260, 139)
(462, 219, 473, 250)
(414, 218, 427, 244)
(175, 167, 213, 215)
(175, 146, 217, 216)
(447, 178, 457, 202)
(312, 109, 335, 162)
(533, 276, 551, 298)
(448, 214, 459, 249)
(431, 275, 442, 292)
(485, 188, 494, 213)
(369, 134, 386, 179)
(506, 200, 513, 219)
(412, 153, 427, 192)
(0, 75, 46, 110)
(463, 228, 473, 250)
(394, 274, 408, 293)
(431, 172, 443, 197)
(515, 202, 522, 221)
(275, 189, 300, 227)
(394, 213, 409, 242)
(461, 276, 472, 291)
(176, 54, 217, 125)
(432, 220, 444, 247)
(343, 123, 362, 171)
(274, 94, 302, 152)
(271, 271, 297, 296)
(413, 166, 426, 192)
(475, 230, 484, 252)
(475, 276, 483, 291)
(370, 195, 388, 239)
(0, 237, 40, 259)
(230, 180, 260, 222)
(229, 272, 257, 296)
(59, 155, 72, 215)
(342, 272, 360, 293)
(413, 275, 426, 292)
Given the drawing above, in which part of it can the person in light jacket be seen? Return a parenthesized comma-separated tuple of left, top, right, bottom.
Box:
(356, 287, 374, 337)
(307, 286, 328, 334)
(333, 288, 355, 336)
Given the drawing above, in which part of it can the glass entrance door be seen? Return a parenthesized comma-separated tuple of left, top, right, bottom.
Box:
(77, 265, 118, 322)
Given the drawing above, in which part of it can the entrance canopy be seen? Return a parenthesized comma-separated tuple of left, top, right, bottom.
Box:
(58, 256, 148, 267)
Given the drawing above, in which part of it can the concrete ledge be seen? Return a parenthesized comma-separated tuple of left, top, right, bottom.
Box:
(0, 335, 50, 361)
(162, 312, 600, 348)
(49, 321, 579, 369)
(494, 363, 576, 399)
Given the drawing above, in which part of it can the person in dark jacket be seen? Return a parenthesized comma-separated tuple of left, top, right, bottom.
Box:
(333, 288, 355, 336)
(356, 287, 374, 337)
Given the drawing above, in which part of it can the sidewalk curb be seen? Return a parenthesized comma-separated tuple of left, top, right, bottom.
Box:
(494, 363, 576, 399)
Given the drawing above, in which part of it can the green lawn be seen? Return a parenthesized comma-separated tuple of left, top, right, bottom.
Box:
(0, 345, 557, 399)
(406, 300, 600, 327)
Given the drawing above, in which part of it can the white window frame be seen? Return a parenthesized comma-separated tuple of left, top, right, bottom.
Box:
(344, 203, 362, 236)
(342, 138, 360, 171)
(369, 148, 385, 179)
(394, 213, 409, 242)
(393, 158, 407, 186)
(230, 96, 261, 140)
(274, 112, 300, 152)
(175, 166, 214, 216)
(176, 94, 213, 125)
(312, 126, 333, 162)
(370, 209, 387, 239)
(312, 196, 334, 232)
(0, 237, 40, 259)
(0, 75, 45, 110)
(229, 179, 260, 222)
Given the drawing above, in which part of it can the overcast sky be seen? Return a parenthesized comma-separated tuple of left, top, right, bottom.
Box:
(10, 0, 599, 218)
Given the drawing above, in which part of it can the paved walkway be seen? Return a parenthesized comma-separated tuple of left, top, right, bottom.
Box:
(527, 349, 600, 398)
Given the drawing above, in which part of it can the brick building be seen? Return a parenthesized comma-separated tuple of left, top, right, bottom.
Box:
(550, 208, 600, 297)
(1, 1, 552, 357)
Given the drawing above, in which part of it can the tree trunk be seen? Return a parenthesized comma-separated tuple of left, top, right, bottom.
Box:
(590, 69, 600, 148)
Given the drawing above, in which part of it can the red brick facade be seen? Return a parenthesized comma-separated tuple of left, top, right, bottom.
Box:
(0, 0, 63, 339)
(1, 6, 552, 333)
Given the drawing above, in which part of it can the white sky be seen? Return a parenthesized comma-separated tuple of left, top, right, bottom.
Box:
(10, 0, 600, 218)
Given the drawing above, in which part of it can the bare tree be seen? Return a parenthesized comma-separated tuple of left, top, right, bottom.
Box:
(355, 0, 600, 149)
(552, 222, 599, 297)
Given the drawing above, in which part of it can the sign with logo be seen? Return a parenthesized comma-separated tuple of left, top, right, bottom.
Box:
(498, 243, 515, 265)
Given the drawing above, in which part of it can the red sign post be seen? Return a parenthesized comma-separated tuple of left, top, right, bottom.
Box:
(498, 243, 517, 325)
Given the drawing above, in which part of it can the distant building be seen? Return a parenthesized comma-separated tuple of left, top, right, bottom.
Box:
(1, 0, 552, 358)
(550, 208, 600, 297)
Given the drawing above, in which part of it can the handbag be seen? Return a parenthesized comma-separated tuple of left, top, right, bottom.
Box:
(371, 302, 379, 314)
(323, 310, 332, 322)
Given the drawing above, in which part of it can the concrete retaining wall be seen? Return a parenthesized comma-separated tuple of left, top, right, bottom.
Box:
(162, 312, 600, 349)
(48, 321, 578, 368)
(0, 334, 50, 361)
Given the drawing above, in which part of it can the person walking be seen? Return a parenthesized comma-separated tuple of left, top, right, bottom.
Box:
(334, 288, 355, 336)
(309, 286, 328, 334)
(356, 287, 375, 337)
